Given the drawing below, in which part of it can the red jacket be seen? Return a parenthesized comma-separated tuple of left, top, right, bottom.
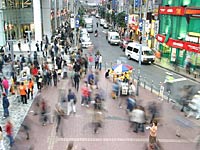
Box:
(5, 122, 12, 136)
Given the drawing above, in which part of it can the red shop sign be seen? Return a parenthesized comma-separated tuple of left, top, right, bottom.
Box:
(185, 9, 200, 15)
(159, 6, 185, 16)
(184, 42, 200, 53)
(156, 34, 165, 43)
(167, 38, 184, 49)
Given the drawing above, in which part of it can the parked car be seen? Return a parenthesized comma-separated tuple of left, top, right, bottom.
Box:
(100, 19, 106, 26)
(96, 13, 100, 18)
(125, 42, 155, 64)
(119, 38, 132, 51)
(103, 22, 109, 29)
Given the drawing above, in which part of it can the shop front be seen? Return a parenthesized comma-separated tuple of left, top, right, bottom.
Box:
(156, 34, 200, 69)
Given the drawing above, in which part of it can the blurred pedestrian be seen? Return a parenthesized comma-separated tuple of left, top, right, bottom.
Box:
(74, 72, 80, 91)
(0, 126, 5, 150)
(93, 104, 103, 134)
(67, 89, 77, 115)
(19, 82, 27, 104)
(66, 141, 74, 150)
(129, 106, 146, 133)
(40, 99, 49, 126)
(54, 104, 65, 137)
(2, 77, 9, 96)
(5, 120, 14, 147)
(21, 123, 30, 140)
(81, 82, 89, 107)
(98, 54, 102, 70)
(2, 92, 9, 119)
(52, 69, 58, 87)
(94, 71, 99, 89)
(148, 102, 159, 124)
(126, 95, 136, 113)
(27, 78, 34, 99)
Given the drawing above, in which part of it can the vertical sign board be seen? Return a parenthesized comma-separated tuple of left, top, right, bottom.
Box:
(112, 0, 116, 11)
(75, 17, 79, 28)
(154, 20, 159, 37)
(139, 19, 143, 32)
(125, 15, 128, 24)
(70, 17, 75, 29)
(135, 0, 141, 7)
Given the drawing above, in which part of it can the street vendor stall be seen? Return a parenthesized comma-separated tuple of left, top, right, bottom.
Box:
(110, 64, 133, 96)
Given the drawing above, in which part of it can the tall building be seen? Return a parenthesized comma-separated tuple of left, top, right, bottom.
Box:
(156, 0, 200, 69)
(0, 0, 68, 46)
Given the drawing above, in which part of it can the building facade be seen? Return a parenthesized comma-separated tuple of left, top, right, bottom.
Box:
(0, 0, 68, 47)
(156, 0, 200, 69)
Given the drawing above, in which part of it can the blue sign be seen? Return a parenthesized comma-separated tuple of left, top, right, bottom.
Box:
(139, 19, 143, 32)
(125, 15, 128, 24)
(135, 0, 141, 7)
(75, 17, 79, 28)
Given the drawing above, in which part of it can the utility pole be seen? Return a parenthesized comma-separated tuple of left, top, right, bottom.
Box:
(25, 31, 32, 52)
(136, 0, 148, 96)
(126, 0, 129, 38)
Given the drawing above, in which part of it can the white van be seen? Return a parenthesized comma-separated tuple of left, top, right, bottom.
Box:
(107, 32, 120, 45)
(125, 42, 155, 64)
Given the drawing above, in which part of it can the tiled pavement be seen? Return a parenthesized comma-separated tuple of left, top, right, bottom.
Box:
(11, 69, 199, 150)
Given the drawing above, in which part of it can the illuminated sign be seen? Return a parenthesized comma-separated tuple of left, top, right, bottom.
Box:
(159, 6, 185, 16)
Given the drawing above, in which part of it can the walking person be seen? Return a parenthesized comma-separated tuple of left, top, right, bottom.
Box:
(36, 41, 40, 52)
(74, 72, 80, 91)
(54, 104, 65, 137)
(27, 78, 34, 99)
(2, 92, 10, 119)
(52, 69, 58, 87)
(0, 126, 5, 150)
(2, 77, 9, 96)
(94, 54, 99, 69)
(18, 41, 21, 52)
(67, 89, 77, 115)
(5, 120, 14, 147)
(81, 82, 89, 107)
(36, 73, 43, 92)
(98, 54, 102, 70)
(19, 82, 27, 104)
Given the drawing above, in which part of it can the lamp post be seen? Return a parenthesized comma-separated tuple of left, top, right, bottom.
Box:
(136, 0, 148, 96)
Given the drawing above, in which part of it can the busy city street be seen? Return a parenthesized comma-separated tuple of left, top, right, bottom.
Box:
(0, 0, 200, 150)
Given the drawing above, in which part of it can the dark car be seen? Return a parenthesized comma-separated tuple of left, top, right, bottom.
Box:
(119, 38, 132, 52)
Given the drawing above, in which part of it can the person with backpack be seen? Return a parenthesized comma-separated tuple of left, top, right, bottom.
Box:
(2, 92, 9, 118)
(67, 89, 77, 116)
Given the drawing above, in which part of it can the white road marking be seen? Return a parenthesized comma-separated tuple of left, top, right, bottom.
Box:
(55, 137, 193, 143)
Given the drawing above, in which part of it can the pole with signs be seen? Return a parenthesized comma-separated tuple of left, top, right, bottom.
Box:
(136, 0, 148, 96)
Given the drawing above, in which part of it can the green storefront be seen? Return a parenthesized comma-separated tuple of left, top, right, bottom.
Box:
(157, 0, 200, 69)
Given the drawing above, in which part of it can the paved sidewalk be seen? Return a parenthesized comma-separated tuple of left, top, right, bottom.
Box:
(12, 69, 198, 150)
(154, 58, 200, 83)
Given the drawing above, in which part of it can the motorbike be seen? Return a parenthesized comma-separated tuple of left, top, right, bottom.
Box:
(95, 32, 98, 37)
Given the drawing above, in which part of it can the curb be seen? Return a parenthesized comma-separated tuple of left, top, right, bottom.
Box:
(153, 63, 200, 84)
